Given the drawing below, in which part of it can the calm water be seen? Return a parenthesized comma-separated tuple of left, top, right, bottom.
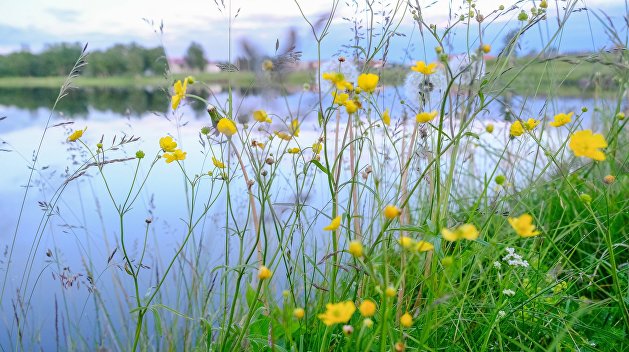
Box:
(0, 86, 616, 350)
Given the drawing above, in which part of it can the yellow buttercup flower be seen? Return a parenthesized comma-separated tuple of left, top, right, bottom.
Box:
(416, 111, 438, 123)
(400, 313, 413, 328)
(275, 131, 292, 141)
(385, 286, 397, 297)
(212, 157, 225, 169)
(253, 110, 268, 123)
(411, 61, 437, 75)
(163, 149, 187, 163)
(258, 265, 272, 280)
(217, 118, 237, 137)
(357, 73, 379, 93)
(293, 308, 305, 319)
(159, 136, 177, 152)
(318, 301, 355, 326)
(509, 121, 524, 137)
(485, 123, 494, 133)
(288, 147, 300, 154)
(441, 223, 479, 242)
(332, 91, 349, 105)
(344, 100, 359, 114)
(289, 119, 300, 137)
(524, 118, 540, 131)
(359, 300, 376, 317)
(383, 205, 402, 219)
(415, 240, 434, 252)
(481, 44, 491, 54)
(508, 213, 540, 237)
(324, 215, 342, 231)
(67, 128, 86, 142)
(398, 236, 414, 249)
(312, 142, 323, 154)
(322, 72, 351, 91)
(569, 130, 607, 161)
(348, 240, 364, 258)
(382, 109, 391, 126)
(171, 79, 188, 110)
(549, 112, 573, 127)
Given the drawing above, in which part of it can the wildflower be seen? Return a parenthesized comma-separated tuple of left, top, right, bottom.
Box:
(135, 150, 145, 159)
(385, 286, 397, 297)
(159, 136, 177, 152)
(201, 126, 211, 135)
(322, 72, 351, 91)
(523, 118, 540, 131)
(253, 110, 268, 123)
(383, 205, 402, 219)
(171, 79, 188, 110)
(416, 111, 438, 123)
(344, 100, 359, 114)
(549, 112, 573, 127)
(503, 247, 530, 268)
(357, 73, 379, 93)
(275, 131, 292, 141)
(288, 147, 300, 154)
(508, 214, 540, 237)
(293, 308, 305, 319)
(498, 310, 506, 318)
(318, 301, 355, 326)
(603, 175, 616, 184)
(441, 223, 479, 242)
(569, 130, 607, 161)
(359, 300, 376, 317)
(217, 118, 237, 137)
(411, 61, 437, 75)
(485, 123, 494, 133)
(363, 318, 373, 328)
(509, 121, 524, 137)
(518, 11, 528, 21)
(212, 157, 226, 169)
(342, 325, 354, 336)
(262, 59, 274, 71)
(312, 142, 323, 154)
(398, 236, 414, 249)
(332, 91, 349, 105)
(163, 149, 187, 163)
(286, 119, 300, 137)
(382, 109, 391, 126)
(539, 0, 548, 9)
(258, 265, 272, 280)
(580, 193, 592, 204)
(67, 128, 86, 142)
(400, 313, 413, 328)
(324, 215, 342, 231)
(395, 342, 405, 352)
(495, 175, 506, 185)
(415, 240, 434, 252)
(493, 261, 502, 269)
(502, 289, 516, 296)
(481, 44, 491, 54)
(348, 240, 364, 258)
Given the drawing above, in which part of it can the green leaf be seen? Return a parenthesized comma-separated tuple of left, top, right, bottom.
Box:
(310, 160, 329, 176)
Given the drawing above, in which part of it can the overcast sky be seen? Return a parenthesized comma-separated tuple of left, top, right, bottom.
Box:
(1, 0, 625, 62)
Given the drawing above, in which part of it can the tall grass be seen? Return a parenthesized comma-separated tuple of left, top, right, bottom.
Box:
(1, 0, 627, 351)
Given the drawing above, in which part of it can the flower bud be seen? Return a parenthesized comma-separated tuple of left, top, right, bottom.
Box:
(135, 150, 145, 159)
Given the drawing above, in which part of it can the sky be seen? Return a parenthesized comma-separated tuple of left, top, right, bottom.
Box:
(0, 0, 626, 62)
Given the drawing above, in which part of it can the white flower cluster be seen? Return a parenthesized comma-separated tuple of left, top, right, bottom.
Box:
(502, 289, 516, 296)
(503, 247, 529, 268)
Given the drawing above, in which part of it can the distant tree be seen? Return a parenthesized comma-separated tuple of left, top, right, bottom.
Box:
(184, 42, 207, 71)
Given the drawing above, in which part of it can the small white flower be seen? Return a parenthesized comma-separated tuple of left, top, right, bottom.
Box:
(493, 261, 502, 269)
(502, 289, 516, 296)
(498, 310, 506, 318)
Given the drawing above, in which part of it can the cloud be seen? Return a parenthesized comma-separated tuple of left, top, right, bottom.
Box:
(46, 8, 81, 23)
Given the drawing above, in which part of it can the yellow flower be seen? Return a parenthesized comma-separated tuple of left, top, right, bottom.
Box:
(415, 240, 434, 252)
(508, 213, 540, 237)
(382, 109, 391, 126)
(275, 131, 292, 141)
(523, 118, 540, 131)
(398, 236, 415, 249)
(289, 119, 300, 137)
(416, 111, 438, 123)
(293, 308, 305, 319)
(322, 72, 351, 91)
(400, 313, 413, 328)
(385, 286, 396, 297)
(348, 240, 363, 258)
(359, 300, 376, 317)
(67, 128, 86, 142)
(171, 79, 188, 110)
(159, 136, 177, 152)
(485, 123, 494, 133)
(332, 91, 349, 105)
(357, 73, 379, 93)
(344, 100, 359, 114)
(253, 110, 268, 122)
(509, 121, 524, 137)
(411, 61, 437, 75)
(481, 44, 491, 53)
(569, 130, 607, 161)
(312, 142, 323, 154)
(262, 59, 274, 71)
(288, 147, 301, 154)
(549, 112, 573, 127)
(383, 205, 402, 219)
(318, 301, 355, 326)
(212, 157, 225, 169)
(258, 265, 272, 280)
(217, 118, 237, 137)
(441, 223, 479, 242)
(163, 149, 187, 163)
(324, 215, 342, 231)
